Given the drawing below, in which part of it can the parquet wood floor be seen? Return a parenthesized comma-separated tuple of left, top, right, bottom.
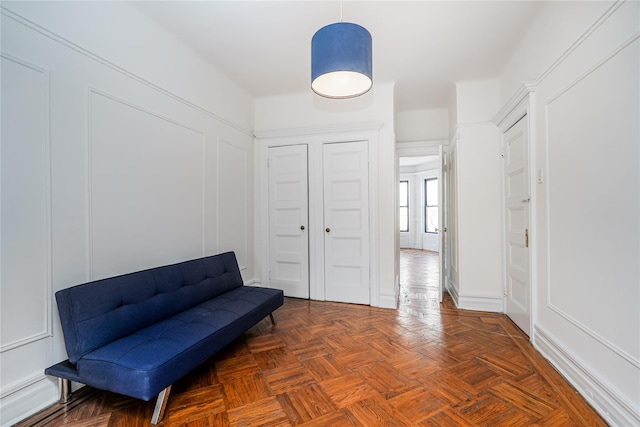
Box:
(19, 250, 605, 426)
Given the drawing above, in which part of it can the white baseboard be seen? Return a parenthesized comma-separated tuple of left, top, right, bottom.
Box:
(456, 292, 503, 313)
(534, 325, 640, 426)
(244, 279, 262, 287)
(0, 375, 57, 427)
(376, 293, 397, 309)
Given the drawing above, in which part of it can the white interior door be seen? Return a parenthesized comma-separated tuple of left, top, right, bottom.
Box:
(268, 145, 309, 298)
(323, 141, 370, 305)
(503, 116, 531, 336)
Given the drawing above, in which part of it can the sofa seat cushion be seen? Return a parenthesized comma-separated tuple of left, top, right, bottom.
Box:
(76, 286, 283, 401)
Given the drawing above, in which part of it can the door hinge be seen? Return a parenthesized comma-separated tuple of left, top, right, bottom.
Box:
(525, 228, 529, 248)
(267, 158, 270, 168)
(500, 149, 505, 159)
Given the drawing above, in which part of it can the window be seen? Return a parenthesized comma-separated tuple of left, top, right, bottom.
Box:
(424, 178, 438, 233)
(399, 180, 409, 232)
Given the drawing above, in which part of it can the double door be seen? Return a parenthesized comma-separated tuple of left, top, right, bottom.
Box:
(268, 141, 370, 304)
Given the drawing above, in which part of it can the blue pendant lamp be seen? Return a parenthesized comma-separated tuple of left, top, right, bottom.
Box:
(311, 21, 373, 98)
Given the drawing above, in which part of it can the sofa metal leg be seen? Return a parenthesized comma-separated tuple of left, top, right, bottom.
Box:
(151, 385, 172, 425)
(269, 313, 276, 326)
(58, 378, 72, 404)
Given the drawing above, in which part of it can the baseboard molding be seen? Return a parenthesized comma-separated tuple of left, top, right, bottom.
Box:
(376, 293, 397, 309)
(0, 375, 57, 427)
(534, 325, 640, 426)
(456, 292, 504, 313)
(244, 279, 262, 287)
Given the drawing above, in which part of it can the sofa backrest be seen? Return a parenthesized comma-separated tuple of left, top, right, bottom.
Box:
(55, 251, 243, 363)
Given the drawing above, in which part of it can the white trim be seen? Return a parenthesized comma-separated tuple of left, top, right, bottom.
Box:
(493, 82, 536, 128)
(0, 7, 253, 137)
(535, 0, 626, 86)
(534, 325, 640, 427)
(86, 88, 206, 280)
(456, 292, 504, 313)
(217, 138, 249, 271)
(494, 86, 536, 340)
(548, 303, 640, 370)
(546, 31, 640, 106)
(0, 52, 53, 352)
(0, 375, 57, 427)
(543, 34, 640, 370)
(254, 122, 383, 139)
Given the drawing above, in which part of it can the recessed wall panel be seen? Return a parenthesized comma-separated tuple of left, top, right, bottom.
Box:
(218, 140, 248, 269)
(90, 90, 204, 279)
(1, 55, 50, 348)
(547, 39, 639, 357)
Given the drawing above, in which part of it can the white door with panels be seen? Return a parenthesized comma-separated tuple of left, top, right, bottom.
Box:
(503, 116, 531, 336)
(268, 145, 309, 298)
(323, 141, 370, 305)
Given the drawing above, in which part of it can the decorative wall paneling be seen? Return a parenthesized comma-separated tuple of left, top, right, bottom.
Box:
(499, 1, 640, 424)
(0, 7, 255, 426)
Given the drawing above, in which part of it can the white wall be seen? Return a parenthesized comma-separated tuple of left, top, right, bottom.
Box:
(499, 1, 639, 424)
(499, 1, 616, 106)
(254, 83, 397, 308)
(447, 79, 503, 312)
(0, 2, 255, 425)
(396, 108, 449, 142)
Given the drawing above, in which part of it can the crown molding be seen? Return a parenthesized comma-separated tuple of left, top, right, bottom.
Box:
(254, 121, 384, 139)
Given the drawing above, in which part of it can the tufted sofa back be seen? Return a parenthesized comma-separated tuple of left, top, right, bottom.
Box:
(55, 252, 243, 363)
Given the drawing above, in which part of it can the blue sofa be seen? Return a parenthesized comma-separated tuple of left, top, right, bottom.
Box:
(44, 251, 284, 424)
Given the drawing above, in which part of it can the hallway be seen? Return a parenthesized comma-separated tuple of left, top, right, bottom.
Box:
(399, 248, 453, 317)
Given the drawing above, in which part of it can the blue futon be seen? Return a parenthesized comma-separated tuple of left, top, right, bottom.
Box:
(45, 251, 284, 424)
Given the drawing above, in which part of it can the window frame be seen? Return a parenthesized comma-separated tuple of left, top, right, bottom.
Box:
(424, 177, 438, 234)
(399, 180, 409, 232)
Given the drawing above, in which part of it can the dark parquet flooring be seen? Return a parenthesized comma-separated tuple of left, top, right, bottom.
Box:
(18, 249, 606, 426)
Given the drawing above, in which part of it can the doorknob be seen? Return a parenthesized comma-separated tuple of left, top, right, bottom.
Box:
(435, 227, 439, 232)
(325, 228, 331, 233)
(300, 225, 305, 230)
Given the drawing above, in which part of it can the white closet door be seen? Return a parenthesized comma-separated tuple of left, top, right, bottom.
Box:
(268, 145, 309, 298)
(323, 141, 370, 305)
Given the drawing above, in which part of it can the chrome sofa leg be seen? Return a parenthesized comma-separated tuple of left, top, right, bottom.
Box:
(58, 378, 72, 403)
(151, 385, 172, 425)
(269, 313, 276, 326)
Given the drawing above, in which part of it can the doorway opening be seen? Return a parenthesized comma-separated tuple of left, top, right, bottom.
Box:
(397, 153, 447, 316)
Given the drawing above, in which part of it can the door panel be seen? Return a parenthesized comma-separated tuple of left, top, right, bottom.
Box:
(323, 141, 370, 304)
(268, 145, 309, 298)
(504, 116, 531, 336)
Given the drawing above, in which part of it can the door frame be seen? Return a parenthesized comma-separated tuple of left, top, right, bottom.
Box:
(256, 123, 381, 305)
(494, 83, 537, 341)
(396, 140, 449, 303)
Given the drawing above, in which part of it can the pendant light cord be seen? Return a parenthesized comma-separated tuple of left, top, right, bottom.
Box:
(340, 0, 343, 22)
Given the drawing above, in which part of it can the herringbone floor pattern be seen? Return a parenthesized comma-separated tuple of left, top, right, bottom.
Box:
(20, 250, 606, 426)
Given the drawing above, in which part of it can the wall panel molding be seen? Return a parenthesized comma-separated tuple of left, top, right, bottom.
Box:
(534, 325, 640, 426)
(0, 52, 52, 353)
(535, 0, 626, 85)
(544, 36, 640, 370)
(87, 88, 206, 280)
(217, 138, 249, 271)
(0, 7, 252, 137)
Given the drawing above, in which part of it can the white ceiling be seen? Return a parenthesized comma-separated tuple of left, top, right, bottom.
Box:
(133, 1, 543, 112)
